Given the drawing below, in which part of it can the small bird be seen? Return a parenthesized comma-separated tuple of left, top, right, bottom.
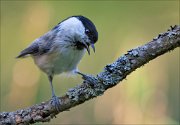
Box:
(16, 15, 98, 111)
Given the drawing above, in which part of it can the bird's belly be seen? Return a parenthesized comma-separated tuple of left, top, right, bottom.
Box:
(53, 49, 85, 74)
(34, 48, 85, 75)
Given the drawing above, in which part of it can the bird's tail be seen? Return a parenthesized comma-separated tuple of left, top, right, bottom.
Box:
(16, 42, 39, 58)
(16, 49, 30, 58)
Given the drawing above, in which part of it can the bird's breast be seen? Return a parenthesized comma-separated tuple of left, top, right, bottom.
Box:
(54, 47, 86, 73)
(33, 47, 85, 75)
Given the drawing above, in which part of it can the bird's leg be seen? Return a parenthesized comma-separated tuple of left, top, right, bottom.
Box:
(48, 75, 61, 112)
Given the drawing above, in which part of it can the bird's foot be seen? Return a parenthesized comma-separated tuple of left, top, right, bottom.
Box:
(76, 71, 97, 87)
(75, 71, 90, 80)
(51, 95, 61, 112)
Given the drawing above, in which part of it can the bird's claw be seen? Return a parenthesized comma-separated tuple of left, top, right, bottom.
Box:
(76, 71, 89, 80)
(76, 71, 97, 87)
(51, 95, 61, 112)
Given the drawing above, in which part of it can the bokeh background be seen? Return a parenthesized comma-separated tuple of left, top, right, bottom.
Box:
(0, 1, 179, 124)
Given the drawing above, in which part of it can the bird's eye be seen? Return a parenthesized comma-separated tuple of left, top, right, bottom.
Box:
(85, 29, 90, 34)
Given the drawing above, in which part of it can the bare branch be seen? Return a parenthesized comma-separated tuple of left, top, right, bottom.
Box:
(0, 25, 180, 125)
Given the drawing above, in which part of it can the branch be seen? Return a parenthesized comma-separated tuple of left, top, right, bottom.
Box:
(1, 25, 180, 125)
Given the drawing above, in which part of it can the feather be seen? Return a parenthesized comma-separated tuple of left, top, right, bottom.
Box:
(16, 43, 39, 58)
(16, 32, 55, 58)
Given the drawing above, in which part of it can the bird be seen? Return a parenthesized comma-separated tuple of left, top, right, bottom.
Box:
(16, 15, 98, 111)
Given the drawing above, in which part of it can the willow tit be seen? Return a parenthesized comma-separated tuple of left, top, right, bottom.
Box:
(16, 15, 98, 111)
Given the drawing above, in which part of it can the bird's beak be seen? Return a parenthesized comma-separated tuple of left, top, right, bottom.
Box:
(91, 43, 95, 53)
(83, 42, 90, 55)
(83, 42, 95, 55)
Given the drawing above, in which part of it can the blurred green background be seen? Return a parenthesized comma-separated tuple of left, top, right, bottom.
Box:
(0, 1, 179, 124)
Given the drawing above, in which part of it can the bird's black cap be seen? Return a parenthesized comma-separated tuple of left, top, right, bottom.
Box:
(74, 15, 98, 44)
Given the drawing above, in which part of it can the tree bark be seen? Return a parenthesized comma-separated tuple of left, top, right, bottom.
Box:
(0, 25, 179, 125)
